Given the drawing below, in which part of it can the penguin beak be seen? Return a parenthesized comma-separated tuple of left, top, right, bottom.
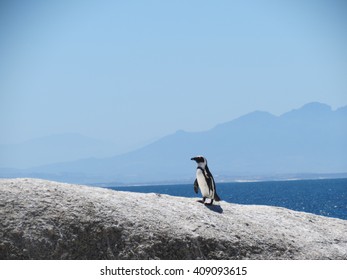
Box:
(191, 157, 197, 161)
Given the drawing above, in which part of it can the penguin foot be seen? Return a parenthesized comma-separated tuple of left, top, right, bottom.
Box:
(197, 197, 206, 204)
(204, 199, 214, 206)
(204, 202, 214, 206)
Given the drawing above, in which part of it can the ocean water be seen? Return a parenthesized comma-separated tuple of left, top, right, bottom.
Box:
(105, 178, 347, 220)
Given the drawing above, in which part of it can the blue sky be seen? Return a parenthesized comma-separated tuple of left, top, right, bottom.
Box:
(1, 0, 346, 152)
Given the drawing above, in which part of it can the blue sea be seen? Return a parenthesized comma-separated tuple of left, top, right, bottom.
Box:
(105, 178, 347, 220)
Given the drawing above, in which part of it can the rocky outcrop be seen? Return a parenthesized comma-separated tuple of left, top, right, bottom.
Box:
(1, 178, 346, 260)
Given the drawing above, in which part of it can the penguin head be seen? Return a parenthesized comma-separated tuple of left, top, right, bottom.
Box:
(191, 156, 207, 168)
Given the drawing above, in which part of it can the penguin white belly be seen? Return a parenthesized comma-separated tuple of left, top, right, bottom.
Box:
(196, 169, 213, 198)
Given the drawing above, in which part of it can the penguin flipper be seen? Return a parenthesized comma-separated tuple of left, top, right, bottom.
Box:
(193, 179, 199, 194)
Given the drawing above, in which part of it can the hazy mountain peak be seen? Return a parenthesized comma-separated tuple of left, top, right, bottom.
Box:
(281, 102, 332, 119)
(174, 129, 187, 135)
(238, 110, 276, 120)
(213, 110, 276, 131)
(300, 102, 332, 112)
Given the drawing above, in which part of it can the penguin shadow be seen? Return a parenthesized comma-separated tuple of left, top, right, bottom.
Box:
(205, 204, 223, 213)
(201, 203, 223, 214)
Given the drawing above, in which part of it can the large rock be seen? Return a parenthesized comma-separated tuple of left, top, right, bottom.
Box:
(1, 178, 346, 259)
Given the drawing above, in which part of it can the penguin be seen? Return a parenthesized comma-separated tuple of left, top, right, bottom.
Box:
(191, 156, 221, 205)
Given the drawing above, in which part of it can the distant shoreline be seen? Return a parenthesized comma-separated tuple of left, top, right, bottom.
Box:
(95, 175, 347, 188)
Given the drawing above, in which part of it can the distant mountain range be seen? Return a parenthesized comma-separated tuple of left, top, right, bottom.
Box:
(0, 133, 117, 169)
(1, 102, 346, 184)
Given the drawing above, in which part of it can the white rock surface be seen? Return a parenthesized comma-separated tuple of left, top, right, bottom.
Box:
(1, 178, 346, 259)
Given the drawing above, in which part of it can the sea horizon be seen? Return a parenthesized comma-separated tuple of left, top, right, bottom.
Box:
(97, 175, 347, 188)
(103, 177, 347, 220)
